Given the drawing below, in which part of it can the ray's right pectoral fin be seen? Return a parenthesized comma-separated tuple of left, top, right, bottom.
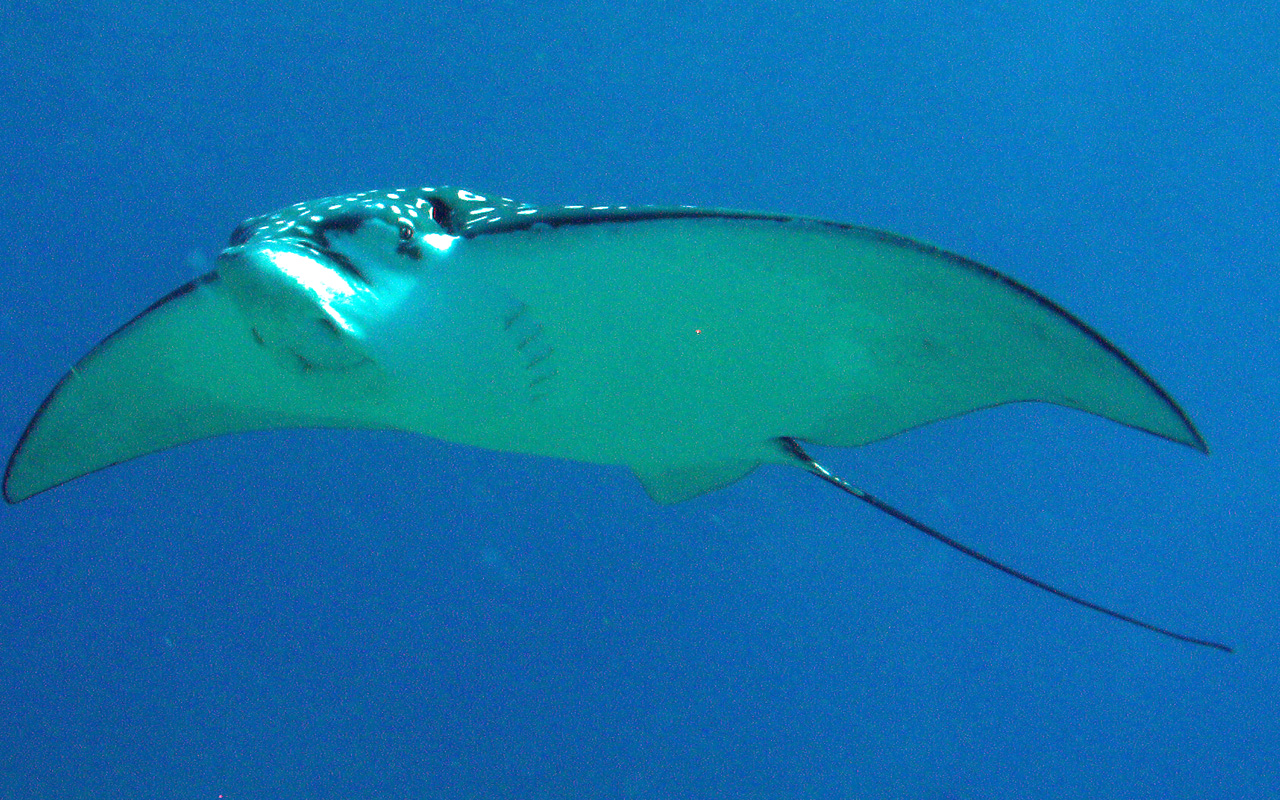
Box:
(4, 273, 385, 503)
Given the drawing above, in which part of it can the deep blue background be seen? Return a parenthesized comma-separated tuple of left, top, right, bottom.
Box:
(2, 1, 1276, 797)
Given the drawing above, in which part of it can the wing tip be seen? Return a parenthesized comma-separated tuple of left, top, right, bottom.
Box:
(5, 398, 58, 506)
(1138, 380, 1209, 456)
(1184, 424, 1210, 455)
(3, 451, 35, 504)
(1104, 391, 1207, 456)
(5, 437, 57, 505)
(3, 447, 68, 503)
(2, 437, 16, 502)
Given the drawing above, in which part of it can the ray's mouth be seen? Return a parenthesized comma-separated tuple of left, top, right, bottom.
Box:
(266, 235, 372, 286)
(219, 237, 373, 292)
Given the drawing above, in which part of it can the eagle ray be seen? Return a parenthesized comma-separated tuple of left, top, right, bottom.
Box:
(3, 185, 1229, 652)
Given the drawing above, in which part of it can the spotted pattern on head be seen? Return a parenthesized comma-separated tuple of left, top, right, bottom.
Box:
(227, 186, 773, 247)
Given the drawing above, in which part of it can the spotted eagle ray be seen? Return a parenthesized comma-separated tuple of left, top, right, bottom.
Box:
(3, 186, 1229, 651)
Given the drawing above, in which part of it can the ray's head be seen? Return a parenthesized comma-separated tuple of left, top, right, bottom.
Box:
(214, 187, 464, 371)
(224, 187, 462, 256)
(221, 185, 534, 259)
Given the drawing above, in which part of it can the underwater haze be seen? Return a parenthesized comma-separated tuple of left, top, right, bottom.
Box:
(1, 1, 1277, 798)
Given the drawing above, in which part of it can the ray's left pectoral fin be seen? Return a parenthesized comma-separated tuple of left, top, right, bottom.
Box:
(4, 273, 381, 503)
(632, 460, 761, 504)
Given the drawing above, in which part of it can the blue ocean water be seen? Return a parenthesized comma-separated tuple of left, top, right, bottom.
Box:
(1, 1, 1276, 797)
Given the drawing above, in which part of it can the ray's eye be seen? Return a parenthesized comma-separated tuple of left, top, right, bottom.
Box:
(397, 221, 415, 241)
